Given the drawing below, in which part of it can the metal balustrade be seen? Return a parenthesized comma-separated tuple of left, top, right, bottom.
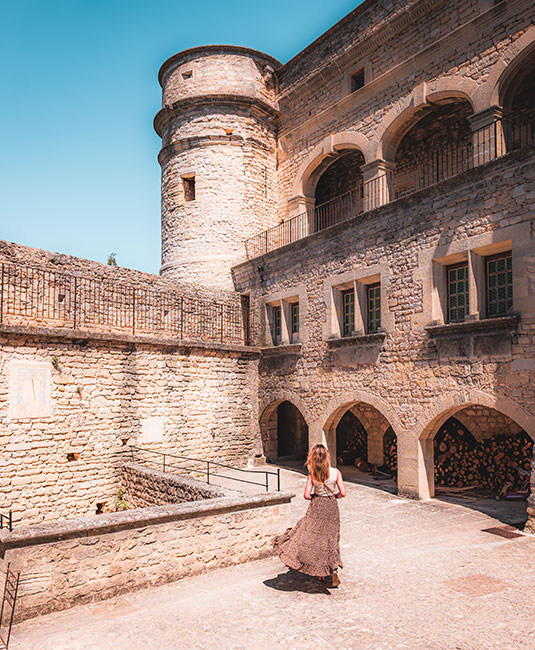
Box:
(245, 106, 535, 259)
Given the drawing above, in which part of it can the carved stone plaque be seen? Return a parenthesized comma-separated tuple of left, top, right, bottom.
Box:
(10, 361, 52, 420)
(140, 416, 165, 443)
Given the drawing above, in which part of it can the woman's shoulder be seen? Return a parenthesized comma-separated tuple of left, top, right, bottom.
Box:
(330, 466, 339, 479)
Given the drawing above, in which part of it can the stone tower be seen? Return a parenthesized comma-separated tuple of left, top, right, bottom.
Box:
(155, 45, 281, 294)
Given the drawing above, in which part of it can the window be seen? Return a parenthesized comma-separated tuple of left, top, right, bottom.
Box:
(367, 283, 381, 333)
(486, 252, 512, 317)
(342, 289, 355, 336)
(447, 262, 469, 322)
(271, 306, 282, 345)
(351, 70, 365, 93)
(290, 302, 299, 339)
(183, 176, 195, 202)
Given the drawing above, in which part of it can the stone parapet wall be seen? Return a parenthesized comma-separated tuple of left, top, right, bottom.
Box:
(0, 327, 261, 527)
(0, 490, 294, 622)
(121, 463, 229, 508)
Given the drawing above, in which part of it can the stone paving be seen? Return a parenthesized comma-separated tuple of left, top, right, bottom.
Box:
(10, 467, 535, 650)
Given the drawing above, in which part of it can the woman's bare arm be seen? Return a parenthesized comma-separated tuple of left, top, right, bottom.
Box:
(336, 469, 346, 498)
(304, 474, 313, 500)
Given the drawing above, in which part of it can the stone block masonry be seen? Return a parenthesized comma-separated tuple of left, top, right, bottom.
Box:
(121, 463, 231, 508)
(0, 487, 294, 622)
(0, 326, 261, 527)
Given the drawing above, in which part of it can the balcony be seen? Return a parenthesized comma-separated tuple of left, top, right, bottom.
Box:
(245, 107, 535, 259)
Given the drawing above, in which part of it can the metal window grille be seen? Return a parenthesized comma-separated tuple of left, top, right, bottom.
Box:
(447, 263, 469, 323)
(367, 283, 381, 333)
(486, 253, 512, 317)
(271, 306, 281, 345)
(290, 302, 299, 334)
(342, 289, 355, 336)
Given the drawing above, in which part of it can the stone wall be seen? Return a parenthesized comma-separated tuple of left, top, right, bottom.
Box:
(275, 0, 534, 218)
(233, 148, 535, 507)
(121, 463, 229, 508)
(0, 326, 260, 527)
(0, 489, 294, 622)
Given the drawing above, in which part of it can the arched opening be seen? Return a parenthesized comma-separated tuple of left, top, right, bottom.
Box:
(392, 98, 474, 198)
(260, 400, 308, 464)
(424, 405, 533, 528)
(500, 51, 535, 152)
(312, 150, 365, 231)
(383, 427, 397, 479)
(325, 401, 397, 491)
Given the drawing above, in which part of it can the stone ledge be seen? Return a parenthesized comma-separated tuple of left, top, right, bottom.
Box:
(0, 491, 294, 551)
(326, 332, 386, 347)
(261, 343, 302, 356)
(0, 323, 261, 357)
(425, 315, 520, 336)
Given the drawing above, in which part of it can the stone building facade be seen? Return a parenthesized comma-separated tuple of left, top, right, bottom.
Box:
(1, 0, 535, 534)
(155, 0, 535, 526)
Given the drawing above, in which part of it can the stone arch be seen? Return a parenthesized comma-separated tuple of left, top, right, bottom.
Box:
(259, 393, 311, 463)
(473, 26, 535, 112)
(374, 80, 477, 162)
(414, 389, 535, 499)
(292, 131, 372, 200)
(320, 390, 402, 464)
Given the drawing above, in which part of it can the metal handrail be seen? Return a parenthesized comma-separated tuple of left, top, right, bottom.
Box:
(0, 512, 13, 532)
(127, 446, 281, 492)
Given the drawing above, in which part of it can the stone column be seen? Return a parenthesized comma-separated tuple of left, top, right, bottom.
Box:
(526, 450, 535, 534)
(468, 106, 505, 167)
(361, 160, 395, 211)
(287, 195, 315, 239)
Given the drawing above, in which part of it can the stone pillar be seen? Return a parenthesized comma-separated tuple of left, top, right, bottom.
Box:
(361, 160, 395, 211)
(397, 433, 434, 500)
(468, 106, 505, 167)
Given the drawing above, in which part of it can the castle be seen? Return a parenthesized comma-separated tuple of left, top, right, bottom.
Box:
(0, 0, 534, 617)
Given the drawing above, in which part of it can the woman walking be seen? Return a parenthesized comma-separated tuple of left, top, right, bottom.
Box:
(273, 443, 346, 586)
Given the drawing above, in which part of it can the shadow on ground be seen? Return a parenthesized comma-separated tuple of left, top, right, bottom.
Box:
(263, 569, 332, 595)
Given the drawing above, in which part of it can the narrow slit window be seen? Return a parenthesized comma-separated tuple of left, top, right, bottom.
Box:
(367, 283, 381, 333)
(183, 176, 195, 202)
(447, 262, 469, 323)
(486, 252, 512, 317)
(351, 70, 365, 93)
(342, 288, 355, 336)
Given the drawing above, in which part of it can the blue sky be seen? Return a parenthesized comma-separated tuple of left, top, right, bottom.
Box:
(1, 0, 361, 273)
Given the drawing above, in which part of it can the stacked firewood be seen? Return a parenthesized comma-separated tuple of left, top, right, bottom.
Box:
(434, 419, 532, 491)
(384, 436, 398, 474)
(337, 413, 368, 465)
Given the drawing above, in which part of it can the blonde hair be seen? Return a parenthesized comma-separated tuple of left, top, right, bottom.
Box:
(306, 444, 331, 484)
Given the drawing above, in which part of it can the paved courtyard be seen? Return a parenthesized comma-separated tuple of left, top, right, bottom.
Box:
(10, 467, 535, 650)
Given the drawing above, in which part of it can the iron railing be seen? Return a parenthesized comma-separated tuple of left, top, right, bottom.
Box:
(128, 446, 281, 492)
(0, 261, 248, 345)
(245, 106, 535, 258)
(0, 512, 13, 532)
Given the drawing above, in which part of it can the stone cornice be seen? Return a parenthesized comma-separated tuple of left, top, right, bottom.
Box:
(158, 134, 274, 166)
(425, 315, 520, 336)
(154, 94, 279, 137)
(0, 323, 261, 358)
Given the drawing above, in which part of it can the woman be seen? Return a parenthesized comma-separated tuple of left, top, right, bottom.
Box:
(273, 443, 346, 586)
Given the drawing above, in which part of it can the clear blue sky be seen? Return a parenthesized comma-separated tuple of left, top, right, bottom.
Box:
(1, 0, 361, 274)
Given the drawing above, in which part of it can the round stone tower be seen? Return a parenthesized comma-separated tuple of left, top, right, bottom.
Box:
(155, 45, 281, 294)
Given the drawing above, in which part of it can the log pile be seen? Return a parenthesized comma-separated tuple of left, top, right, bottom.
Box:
(337, 412, 368, 465)
(434, 418, 533, 491)
(384, 436, 398, 474)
